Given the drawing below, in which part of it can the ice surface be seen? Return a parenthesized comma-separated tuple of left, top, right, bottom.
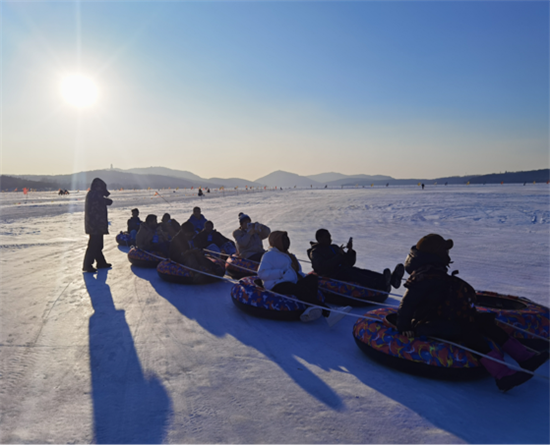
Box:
(0, 185, 548, 443)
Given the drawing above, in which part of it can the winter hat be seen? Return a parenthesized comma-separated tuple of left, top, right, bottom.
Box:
(238, 212, 251, 223)
(269, 231, 290, 253)
(416, 234, 453, 260)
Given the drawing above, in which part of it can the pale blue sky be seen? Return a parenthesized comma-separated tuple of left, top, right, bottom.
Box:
(2, 1, 548, 181)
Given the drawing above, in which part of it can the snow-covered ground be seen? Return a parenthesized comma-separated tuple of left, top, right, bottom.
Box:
(1, 184, 548, 444)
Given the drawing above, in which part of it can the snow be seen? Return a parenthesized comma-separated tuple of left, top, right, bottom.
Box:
(1, 184, 548, 444)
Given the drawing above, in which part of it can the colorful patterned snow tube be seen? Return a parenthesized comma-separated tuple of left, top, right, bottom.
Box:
(475, 290, 549, 341)
(225, 255, 259, 279)
(231, 276, 325, 321)
(128, 247, 166, 268)
(156, 258, 225, 284)
(116, 232, 133, 246)
(352, 308, 502, 380)
(314, 274, 388, 306)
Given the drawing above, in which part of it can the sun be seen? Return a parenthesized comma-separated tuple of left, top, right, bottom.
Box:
(60, 74, 99, 108)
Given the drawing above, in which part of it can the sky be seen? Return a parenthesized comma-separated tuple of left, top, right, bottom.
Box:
(1, 1, 549, 181)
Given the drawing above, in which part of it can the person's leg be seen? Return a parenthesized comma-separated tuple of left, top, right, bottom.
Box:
(333, 267, 389, 291)
(83, 235, 96, 271)
(206, 243, 221, 257)
(221, 241, 236, 256)
(94, 235, 109, 267)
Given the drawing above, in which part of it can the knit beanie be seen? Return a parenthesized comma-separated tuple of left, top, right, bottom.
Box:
(238, 212, 250, 223)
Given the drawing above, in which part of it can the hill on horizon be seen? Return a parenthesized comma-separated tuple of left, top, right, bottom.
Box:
(254, 170, 323, 188)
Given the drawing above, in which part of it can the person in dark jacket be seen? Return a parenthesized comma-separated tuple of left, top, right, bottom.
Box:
(396, 234, 549, 392)
(193, 221, 236, 256)
(307, 229, 404, 298)
(169, 221, 224, 283)
(169, 221, 196, 262)
(83, 178, 113, 272)
(127, 208, 142, 240)
(135, 214, 170, 255)
(161, 213, 181, 240)
(187, 207, 207, 233)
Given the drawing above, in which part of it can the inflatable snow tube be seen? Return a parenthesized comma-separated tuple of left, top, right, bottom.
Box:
(313, 274, 388, 306)
(352, 308, 501, 380)
(231, 276, 325, 321)
(157, 258, 224, 284)
(475, 290, 549, 342)
(128, 247, 166, 268)
(225, 255, 259, 279)
(116, 231, 133, 246)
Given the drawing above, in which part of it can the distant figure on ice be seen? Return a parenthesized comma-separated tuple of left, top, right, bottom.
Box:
(187, 206, 207, 233)
(198, 189, 204, 197)
(161, 213, 181, 239)
(193, 221, 236, 256)
(233, 213, 271, 262)
(421, 183, 425, 190)
(83, 178, 113, 273)
(136, 214, 170, 255)
(257, 231, 351, 326)
(307, 229, 404, 299)
(396, 234, 549, 392)
(127, 208, 142, 241)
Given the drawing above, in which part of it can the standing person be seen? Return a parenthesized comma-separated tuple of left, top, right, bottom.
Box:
(187, 207, 207, 234)
(396, 234, 549, 392)
(307, 229, 404, 298)
(83, 178, 113, 273)
(233, 213, 271, 262)
(258, 231, 352, 326)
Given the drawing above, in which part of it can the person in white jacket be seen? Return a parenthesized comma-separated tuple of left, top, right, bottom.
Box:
(257, 231, 351, 327)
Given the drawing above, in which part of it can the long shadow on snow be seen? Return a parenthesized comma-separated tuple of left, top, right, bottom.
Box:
(130, 266, 344, 411)
(84, 270, 172, 444)
(130, 266, 549, 443)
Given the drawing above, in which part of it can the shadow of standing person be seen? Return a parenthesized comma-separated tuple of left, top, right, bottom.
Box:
(84, 270, 172, 443)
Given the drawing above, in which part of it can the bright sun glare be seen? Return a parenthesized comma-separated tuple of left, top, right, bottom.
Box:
(60, 74, 99, 108)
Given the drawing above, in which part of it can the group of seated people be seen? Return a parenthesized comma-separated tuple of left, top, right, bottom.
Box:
(131, 206, 236, 258)
(128, 209, 549, 389)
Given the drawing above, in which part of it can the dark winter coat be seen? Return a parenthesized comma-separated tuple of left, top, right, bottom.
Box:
(187, 214, 207, 233)
(85, 178, 112, 235)
(193, 229, 233, 250)
(169, 229, 193, 263)
(136, 224, 170, 251)
(396, 248, 477, 334)
(161, 218, 181, 239)
(127, 216, 142, 233)
(307, 242, 356, 276)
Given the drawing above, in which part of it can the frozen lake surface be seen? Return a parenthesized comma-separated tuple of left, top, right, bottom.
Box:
(1, 185, 548, 443)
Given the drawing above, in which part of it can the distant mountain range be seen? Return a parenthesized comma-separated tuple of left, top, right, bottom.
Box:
(1, 167, 548, 191)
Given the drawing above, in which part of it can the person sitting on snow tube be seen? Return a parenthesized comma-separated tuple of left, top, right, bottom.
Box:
(233, 213, 271, 262)
(257, 231, 352, 327)
(161, 213, 181, 240)
(187, 206, 208, 234)
(136, 214, 170, 256)
(396, 233, 549, 392)
(193, 220, 236, 256)
(127, 208, 142, 241)
(169, 221, 224, 284)
(307, 229, 404, 293)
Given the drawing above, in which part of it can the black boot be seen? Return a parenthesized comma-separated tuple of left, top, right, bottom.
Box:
(391, 264, 405, 289)
(519, 350, 549, 372)
(496, 371, 533, 392)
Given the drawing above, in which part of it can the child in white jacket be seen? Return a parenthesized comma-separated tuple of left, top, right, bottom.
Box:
(257, 231, 351, 327)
